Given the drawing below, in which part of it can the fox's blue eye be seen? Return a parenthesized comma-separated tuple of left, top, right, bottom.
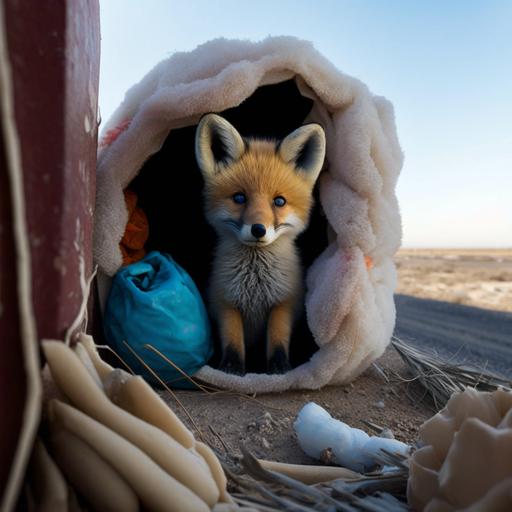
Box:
(274, 196, 286, 207)
(233, 193, 246, 204)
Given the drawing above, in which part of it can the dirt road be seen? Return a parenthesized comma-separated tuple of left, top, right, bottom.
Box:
(395, 294, 512, 377)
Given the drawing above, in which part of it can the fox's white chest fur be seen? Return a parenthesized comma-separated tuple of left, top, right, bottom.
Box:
(210, 238, 302, 342)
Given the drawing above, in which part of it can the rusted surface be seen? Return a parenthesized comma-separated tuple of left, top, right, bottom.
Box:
(0, 0, 100, 502)
(5, 0, 99, 342)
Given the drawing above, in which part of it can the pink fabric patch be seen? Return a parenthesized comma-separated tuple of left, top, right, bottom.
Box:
(99, 118, 131, 148)
(306, 246, 362, 344)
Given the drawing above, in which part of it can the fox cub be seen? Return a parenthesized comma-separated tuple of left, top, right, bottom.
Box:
(195, 114, 326, 375)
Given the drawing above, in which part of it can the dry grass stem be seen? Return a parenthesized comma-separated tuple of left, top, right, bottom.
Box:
(222, 447, 410, 511)
(392, 337, 512, 409)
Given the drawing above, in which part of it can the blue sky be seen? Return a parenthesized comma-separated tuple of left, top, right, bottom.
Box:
(99, 0, 512, 248)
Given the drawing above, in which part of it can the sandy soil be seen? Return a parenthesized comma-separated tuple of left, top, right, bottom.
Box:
(396, 248, 512, 312)
(168, 349, 431, 465)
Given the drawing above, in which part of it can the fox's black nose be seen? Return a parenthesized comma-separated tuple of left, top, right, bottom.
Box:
(251, 224, 266, 239)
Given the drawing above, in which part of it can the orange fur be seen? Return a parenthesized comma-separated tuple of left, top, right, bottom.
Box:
(267, 301, 294, 358)
(203, 140, 313, 229)
(218, 306, 245, 361)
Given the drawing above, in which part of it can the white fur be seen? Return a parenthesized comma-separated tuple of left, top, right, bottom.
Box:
(210, 237, 301, 346)
(94, 36, 403, 392)
(278, 213, 305, 235)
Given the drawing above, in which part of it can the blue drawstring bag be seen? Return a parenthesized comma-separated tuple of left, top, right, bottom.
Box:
(103, 251, 212, 388)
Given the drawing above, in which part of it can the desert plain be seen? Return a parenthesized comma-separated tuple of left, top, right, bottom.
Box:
(396, 248, 512, 312)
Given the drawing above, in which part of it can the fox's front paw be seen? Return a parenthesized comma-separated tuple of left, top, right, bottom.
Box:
(267, 348, 292, 374)
(219, 347, 246, 375)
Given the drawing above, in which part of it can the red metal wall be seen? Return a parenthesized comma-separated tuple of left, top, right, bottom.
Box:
(5, 0, 99, 340)
(0, 0, 100, 502)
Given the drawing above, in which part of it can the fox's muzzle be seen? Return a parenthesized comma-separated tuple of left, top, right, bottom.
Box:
(251, 224, 266, 239)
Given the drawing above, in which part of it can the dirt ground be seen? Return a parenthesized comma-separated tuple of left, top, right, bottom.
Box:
(166, 248, 511, 465)
(396, 248, 512, 312)
(167, 349, 432, 464)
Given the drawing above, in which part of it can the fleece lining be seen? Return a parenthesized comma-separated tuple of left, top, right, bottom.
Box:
(94, 36, 403, 392)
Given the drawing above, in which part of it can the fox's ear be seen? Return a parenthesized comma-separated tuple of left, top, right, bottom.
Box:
(278, 124, 326, 184)
(195, 114, 245, 177)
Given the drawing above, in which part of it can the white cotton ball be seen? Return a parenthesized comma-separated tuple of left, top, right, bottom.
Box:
(294, 402, 410, 473)
(361, 436, 410, 465)
(348, 427, 371, 450)
(294, 403, 350, 460)
(333, 427, 370, 472)
(297, 402, 332, 421)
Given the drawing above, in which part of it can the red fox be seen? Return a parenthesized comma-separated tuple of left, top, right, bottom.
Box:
(195, 114, 326, 374)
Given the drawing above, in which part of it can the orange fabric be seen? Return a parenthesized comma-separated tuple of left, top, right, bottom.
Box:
(120, 190, 149, 266)
(365, 255, 374, 270)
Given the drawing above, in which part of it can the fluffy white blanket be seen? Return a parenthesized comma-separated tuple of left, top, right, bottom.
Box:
(94, 36, 403, 392)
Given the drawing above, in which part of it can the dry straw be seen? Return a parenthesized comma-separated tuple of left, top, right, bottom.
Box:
(391, 337, 512, 409)
(225, 448, 410, 511)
